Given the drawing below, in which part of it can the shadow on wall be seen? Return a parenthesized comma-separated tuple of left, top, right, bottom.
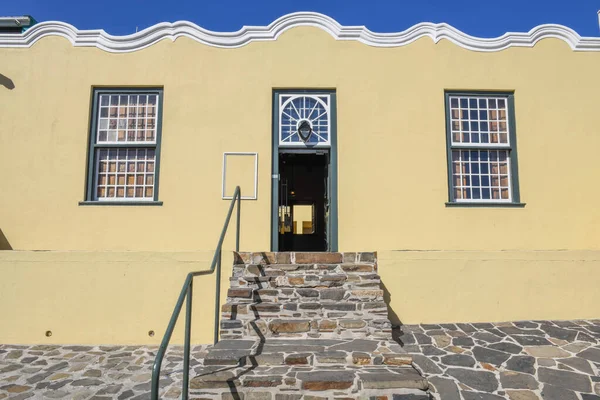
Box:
(0, 229, 13, 250)
(381, 280, 402, 325)
(382, 281, 412, 344)
(0, 73, 15, 90)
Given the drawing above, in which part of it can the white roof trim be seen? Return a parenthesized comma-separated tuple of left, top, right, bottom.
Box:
(1, 11, 600, 53)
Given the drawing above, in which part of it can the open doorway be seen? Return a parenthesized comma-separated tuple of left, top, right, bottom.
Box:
(271, 90, 337, 251)
(278, 152, 328, 251)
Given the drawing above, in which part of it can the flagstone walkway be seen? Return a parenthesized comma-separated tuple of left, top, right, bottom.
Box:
(398, 319, 600, 400)
(0, 319, 598, 399)
(0, 344, 202, 400)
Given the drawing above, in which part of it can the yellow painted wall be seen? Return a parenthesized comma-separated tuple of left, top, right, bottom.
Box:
(0, 250, 235, 345)
(0, 249, 597, 344)
(1, 28, 599, 251)
(378, 251, 600, 325)
(1, 27, 599, 343)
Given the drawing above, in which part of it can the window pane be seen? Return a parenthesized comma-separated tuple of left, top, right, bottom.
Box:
(451, 150, 511, 202)
(449, 95, 510, 146)
(96, 92, 159, 144)
(95, 148, 156, 200)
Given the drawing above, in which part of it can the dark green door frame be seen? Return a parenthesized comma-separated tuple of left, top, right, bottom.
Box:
(271, 89, 338, 252)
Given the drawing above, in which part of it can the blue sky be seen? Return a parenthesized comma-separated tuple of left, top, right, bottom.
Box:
(4, 0, 600, 37)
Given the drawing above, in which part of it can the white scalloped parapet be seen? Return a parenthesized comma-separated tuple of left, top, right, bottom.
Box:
(1, 11, 600, 53)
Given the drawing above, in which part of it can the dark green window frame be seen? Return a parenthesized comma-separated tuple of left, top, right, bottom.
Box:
(271, 89, 338, 251)
(444, 91, 524, 208)
(80, 87, 164, 206)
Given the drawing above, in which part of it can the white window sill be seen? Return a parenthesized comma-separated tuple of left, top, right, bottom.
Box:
(79, 201, 163, 206)
(445, 202, 526, 208)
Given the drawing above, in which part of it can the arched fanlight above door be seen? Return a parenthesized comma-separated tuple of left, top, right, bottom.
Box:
(279, 94, 330, 147)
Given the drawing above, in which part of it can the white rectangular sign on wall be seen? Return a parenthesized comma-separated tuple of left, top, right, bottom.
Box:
(222, 152, 258, 200)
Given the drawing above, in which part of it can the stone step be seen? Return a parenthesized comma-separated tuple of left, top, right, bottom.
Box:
(203, 339, 410, 367)
(230, 266, 380, 290)
(234, 263, 378, 276)
(224, 287, 385, 304)
(220, 316, 392, 340)
(190, 365, 428, 398)
(234, 252, 377, 266)
(230, 276, 381, 291)
(221, 301, 388, 318)
(224, 301, 388, 312)
(237, 350, 412, 368)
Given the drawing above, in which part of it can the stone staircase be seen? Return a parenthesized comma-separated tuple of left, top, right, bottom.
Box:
(189, 252, 430, 399)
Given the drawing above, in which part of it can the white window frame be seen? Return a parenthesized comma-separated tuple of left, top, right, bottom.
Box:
(221, 152, 258, 200)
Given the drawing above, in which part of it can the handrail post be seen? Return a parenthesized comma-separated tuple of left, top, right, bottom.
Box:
(236, 189, 241, 252)
(151, 274, 192, 400)
(151, 358, 161, 400)
(213, 249, 222, 345)
(151, 186, 242, 400)
(182, 279, 193, 400)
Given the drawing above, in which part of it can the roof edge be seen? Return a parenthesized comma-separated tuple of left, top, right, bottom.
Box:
(0, 11, 599, 53)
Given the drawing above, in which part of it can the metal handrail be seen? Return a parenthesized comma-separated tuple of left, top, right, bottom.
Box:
(151, 186, 241, 400)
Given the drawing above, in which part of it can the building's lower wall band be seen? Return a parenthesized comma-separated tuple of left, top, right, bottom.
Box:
(0, 250, 597, 345)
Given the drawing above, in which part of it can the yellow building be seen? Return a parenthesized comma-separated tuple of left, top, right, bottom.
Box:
(0, 12, 599, 345)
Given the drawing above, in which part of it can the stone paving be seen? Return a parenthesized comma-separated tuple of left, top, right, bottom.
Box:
(0, 344, 204, 399)
(0, 319, 599, 399)
(398, 320, 600, 400)
(191, 338, 427, 399)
